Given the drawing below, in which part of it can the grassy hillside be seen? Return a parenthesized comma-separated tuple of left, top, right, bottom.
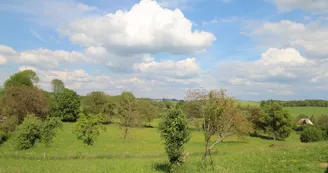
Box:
(0, 123, 327, 173)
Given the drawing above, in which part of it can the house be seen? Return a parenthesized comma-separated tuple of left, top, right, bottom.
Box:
(297, 118, 314, 125)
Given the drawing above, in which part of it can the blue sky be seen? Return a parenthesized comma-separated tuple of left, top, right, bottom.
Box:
(0, 0, 328, 100)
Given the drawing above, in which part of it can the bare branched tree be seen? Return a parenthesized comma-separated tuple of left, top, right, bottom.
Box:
(186, 88, 251, 168)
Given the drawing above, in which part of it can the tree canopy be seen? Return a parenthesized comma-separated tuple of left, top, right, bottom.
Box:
(51, 88, 80, 122)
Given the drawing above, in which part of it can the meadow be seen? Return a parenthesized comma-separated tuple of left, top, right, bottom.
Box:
(0, 122, 327, 173)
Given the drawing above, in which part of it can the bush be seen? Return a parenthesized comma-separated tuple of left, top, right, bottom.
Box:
(40, 117, 62, 146)
(14, 115, 42, 150)
(159, 108, 191, 166)
(300, 126, 324, 143)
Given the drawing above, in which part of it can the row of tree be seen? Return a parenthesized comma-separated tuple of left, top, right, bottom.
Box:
(260, 99, 328, 107)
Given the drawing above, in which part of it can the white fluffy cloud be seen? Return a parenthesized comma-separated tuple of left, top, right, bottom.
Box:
(62, 0, 215, 55)
(253, 20, 328, 58)
(271, 0, 328, 13)
(133, 57, 201, 78)
(216, 48, 328, 99)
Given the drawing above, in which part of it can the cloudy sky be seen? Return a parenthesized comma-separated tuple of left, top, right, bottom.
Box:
(0, 0, 328, 100)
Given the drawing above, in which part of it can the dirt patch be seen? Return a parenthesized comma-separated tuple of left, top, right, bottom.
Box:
(318, 163, 328, 168)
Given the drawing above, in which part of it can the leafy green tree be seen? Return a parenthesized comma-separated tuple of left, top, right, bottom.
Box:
(73, 114, 105, 146)
(4, 86, 49, 122)
(118, 91, 140, 142)
(51, 88, 80, 122)
(159, 107, 191, 166)
(243, 106, 266, 135)
(51, 79, 65, 95)
(261, 101, 292, 140)
(4, 70, 39, 89)
(40, 117, 62, 146)
(14, 115, 42, 150)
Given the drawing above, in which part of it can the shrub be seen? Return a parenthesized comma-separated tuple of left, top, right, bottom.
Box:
(14, 115, 42, 150)
(40, 117, 62, 146)
(300, 126, 324, 143)
(159, 108, 191, 166)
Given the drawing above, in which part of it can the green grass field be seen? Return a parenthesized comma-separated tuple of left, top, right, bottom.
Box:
(0, 122, 327, 173)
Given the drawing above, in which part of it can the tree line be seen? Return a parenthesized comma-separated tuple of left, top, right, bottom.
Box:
(260, 99, 328, 107)
(0, 70, 327, 171)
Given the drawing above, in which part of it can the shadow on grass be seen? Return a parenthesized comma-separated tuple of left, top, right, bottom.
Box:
(250, 134, 285, 141)
(153, 163, 170, 173)
(143, 125, 155, 128)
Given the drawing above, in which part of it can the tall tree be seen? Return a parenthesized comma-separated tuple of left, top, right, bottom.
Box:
(51, 79, 65, 95)
(186, 89, 251, 167)
(4, 86, 49, 122)
(4, 70, 39, 89)
(118, 91, 139, 142)
(261, 100, 292, 140)
(51, 88, 80, 122)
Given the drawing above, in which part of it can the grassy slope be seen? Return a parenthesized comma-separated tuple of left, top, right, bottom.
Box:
(0, 123, 327, 173)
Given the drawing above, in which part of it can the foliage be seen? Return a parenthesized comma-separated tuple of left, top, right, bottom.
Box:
(0, 116, 19, 133)
(300, 126, 324, 143)
(136, 99, 158, 125)
(186, 89, 251, 167)
(260, 99, 328, 107)
(315, 115, 328, 130)
(4, 70, 39, 90)
(242, 106, 266, 135)
(51, 88, 80, 122)
(0, 130, 7, 144)
(51, 79, 65, 95)
(40, 117, 62, 146)
(82, 91, 116, 123)
(159, 107, 191, 166)
(4, 86, 49, 122)
(14, 115, 43, 150)
(118, 91, 140, 142)
(261, 101, 293, 140)
(73, 114, 105, 146)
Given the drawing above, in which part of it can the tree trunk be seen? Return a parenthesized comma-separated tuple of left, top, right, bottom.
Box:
(123, 128, 128, 143)
(202, 139, 210, 168)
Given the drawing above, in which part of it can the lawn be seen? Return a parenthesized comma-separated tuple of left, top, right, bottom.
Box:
(0, 123, 327, 173)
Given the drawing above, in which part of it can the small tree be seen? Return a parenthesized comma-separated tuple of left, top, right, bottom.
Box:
(51, 88, 80, 122)
(14, 115, 42, 150)
(118, 91, 140, 142)
(159, 107, 191, 166)
(243, 106, 266, 136)
(73, 114, 105, 146)
(51, 79, 65, 95)
(186, 89, 251, 167)
(261, 101, 292, 140)
(40, 117, 62, 146)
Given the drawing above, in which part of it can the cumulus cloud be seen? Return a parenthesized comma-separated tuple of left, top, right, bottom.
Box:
(253, 20, 328, 58)
(216, 48, 328, 99)
(133, 57, 201, 79)
(270, 0, 328, 13)
(62, 0, 215, 55)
